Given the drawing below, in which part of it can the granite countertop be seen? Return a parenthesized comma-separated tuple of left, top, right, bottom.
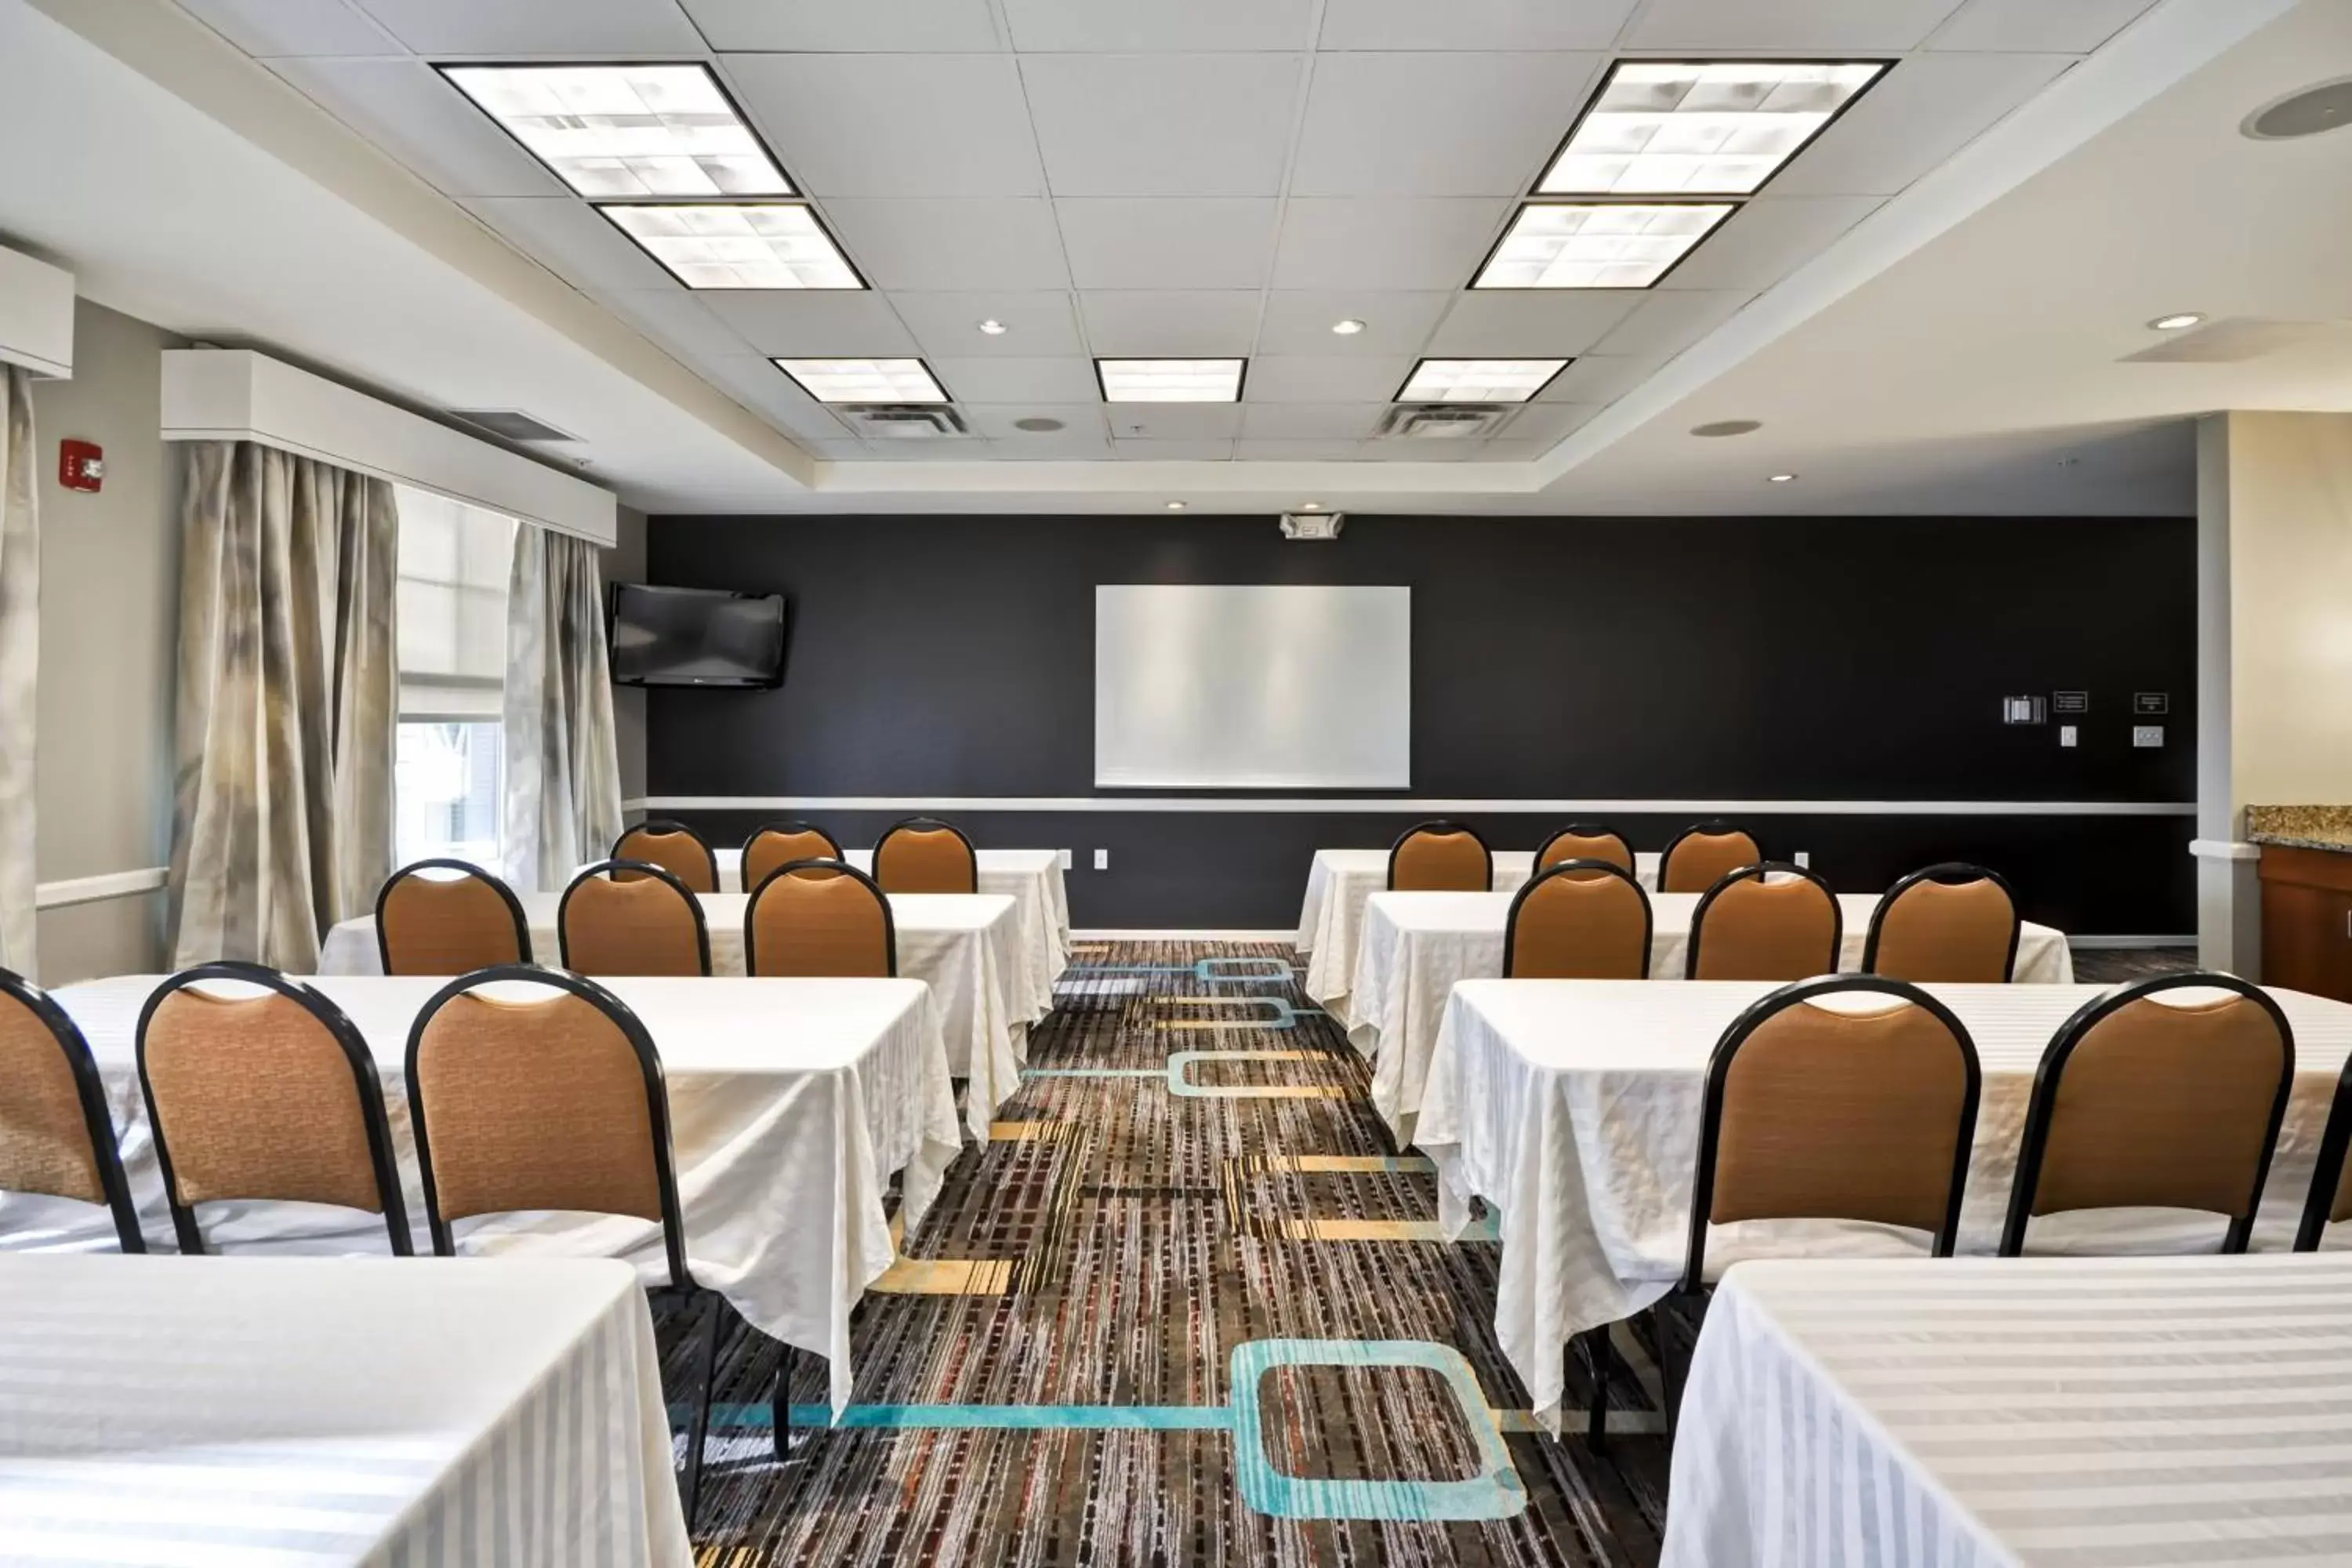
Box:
(2246, 805, 2352, 853)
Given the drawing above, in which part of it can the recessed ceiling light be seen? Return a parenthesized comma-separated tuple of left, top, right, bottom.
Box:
(1690, 419, 1762, 437)
(1331, 318, 1367, 336)
(1011, 416, 1065, 432)
(1541, 60, 1886, 197)
(1166, 500, 1187, 510)
(2148, 312, 2205, 331)
(1397, 358, 1570, 404)
(1097, 358, 1245, 403)
(773, 358, 948, 405)
(599, 204, 860, 290)
(1475, 202, 1734, 289)
(978, 318, 1008, 335)
(1299, 501, 1323, 510)
(441, 64, 787, 198)
(1768, 473, 1798, 483)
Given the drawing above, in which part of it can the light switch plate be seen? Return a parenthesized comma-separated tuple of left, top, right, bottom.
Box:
(1793, 850, 1809, 868)
(1093, 848, 1109, 870)
(2060, 725, 2078, 748)
(2133, 725, 2165, 747)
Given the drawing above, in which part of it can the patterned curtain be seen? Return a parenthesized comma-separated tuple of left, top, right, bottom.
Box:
(0, 368, 36, 975)
(168, 442, 397, 970)
(503, 524, 621, 891)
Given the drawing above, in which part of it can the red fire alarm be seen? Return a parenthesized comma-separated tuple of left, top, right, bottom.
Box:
(58, 439, 103, 493)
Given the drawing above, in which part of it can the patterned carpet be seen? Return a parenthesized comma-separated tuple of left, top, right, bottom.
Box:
(665, 940, 1672, 1567)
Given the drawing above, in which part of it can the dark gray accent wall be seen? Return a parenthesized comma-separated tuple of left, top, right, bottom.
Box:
(644, 513, 2196, 933)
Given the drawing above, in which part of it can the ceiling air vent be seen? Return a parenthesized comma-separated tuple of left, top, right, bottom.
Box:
(842, 405, 972, 439)
(1377, 404, 1511, 439)
(448, 408, 576, 442)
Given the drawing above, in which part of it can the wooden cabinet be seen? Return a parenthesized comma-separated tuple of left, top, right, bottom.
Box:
(2259, 844, 2352, 1002)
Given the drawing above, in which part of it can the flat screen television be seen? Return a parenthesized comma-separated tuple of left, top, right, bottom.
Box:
(608, 583, 788, 688)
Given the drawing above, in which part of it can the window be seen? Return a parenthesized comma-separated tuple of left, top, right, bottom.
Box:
(394, 488, 514, 868)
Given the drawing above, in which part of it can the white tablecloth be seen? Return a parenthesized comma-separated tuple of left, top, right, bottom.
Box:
(1297, 848, 1661, 1026)
(1416, 978, 2352, 1428)
(23, 975, 964, 1414)
(1664, 1253, 2352, 1568)
(0, 1253, 690, 1566)
(1352, 890, 2074, 1142)
(319, 890, 1032, 1134)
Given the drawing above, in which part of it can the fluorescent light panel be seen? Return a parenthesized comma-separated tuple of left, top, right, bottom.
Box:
(443, 64, 788, 198)
(1098, 359, 1244, 403)
(1398, 359, 1567, 405)
(601, 204, 858, 289)
(1542, 60, 1885, 196)
(774, 358, 948, 405)
(1475, 202, 1733, 289)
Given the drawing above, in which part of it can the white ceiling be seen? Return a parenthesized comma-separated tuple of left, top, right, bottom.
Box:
(2, 0, 2347, 517)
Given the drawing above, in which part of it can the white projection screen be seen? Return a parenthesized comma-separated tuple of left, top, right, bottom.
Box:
(1094, 584, 1411, 788)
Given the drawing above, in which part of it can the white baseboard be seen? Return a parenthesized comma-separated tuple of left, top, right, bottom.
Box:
(1070, 929, 1299, 943)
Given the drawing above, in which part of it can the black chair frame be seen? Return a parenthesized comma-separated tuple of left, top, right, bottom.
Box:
(0, 967, 146, 1253)
(1683, 862, 1842, 980)
(135, 961, 413, 1258)
(558, 858, 713, 977)
(1533, 823, 1635, 875)
(2296, 1052, 2352, 1252)
(1999, 971, 2294, 1258)
(1385, 818, 1494, 892)
(873, 816, 978, 894)
(744, 858, 899, 978)
(614, 818, 720, 892)
(374, 858, 532, 975)
(1501, 859, 1653, 979)
(1658, 820, 1758, 893)
(1861, 862, 2021, 982)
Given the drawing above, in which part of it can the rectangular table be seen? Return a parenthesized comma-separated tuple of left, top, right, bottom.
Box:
(321, 890, 1033, 1133)
(1297, 847, 1661, 1027)
(1353, 890, 2073, 1144)
(24, 974, 964, 1414)
(1664, 1254, 2352, 1568)
(1414, 978, 2352, 1428)
(0, 1254, 691, 1566)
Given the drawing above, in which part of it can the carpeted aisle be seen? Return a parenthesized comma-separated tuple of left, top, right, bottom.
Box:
(667, 940, 1671, 1566)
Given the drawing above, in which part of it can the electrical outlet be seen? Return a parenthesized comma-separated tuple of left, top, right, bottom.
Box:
(2060, 724, 2078, 748)
(2132, 724, 2165, 748)
(1093, 848, 1109, 871)
(1058, 848, 1073, 870)
(1793, 850, 1809, 868)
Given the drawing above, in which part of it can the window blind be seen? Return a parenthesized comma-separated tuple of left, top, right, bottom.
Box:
(395, 487, 514, 720)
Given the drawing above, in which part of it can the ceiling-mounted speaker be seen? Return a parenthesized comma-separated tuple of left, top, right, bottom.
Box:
(1279, 512, 1344, 541)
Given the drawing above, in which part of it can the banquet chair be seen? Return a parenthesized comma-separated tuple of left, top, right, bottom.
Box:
(404, 965, 756, 1523)
(1621, 975, 1980, 1443)
(1685, 863, 1842, 980)
(873, 817, 978, 894)
(1534, 824, 1635, 877)
(1504, 861, 1653, 979)
(1386, 820, 1492, 891)
(0, 967, 145, 1252)
(1864, 863, 2020, 982)
(742, 819, 843, 893)
(376, 859, 531, 975)
(1658, 822, 1762, 894)
(2295, 1054, 2352, 1250)
(613, 819, 720, 894)
(136, 963, 412, 1257)
(746, 859, 898, 978)
(558, 859, 712, 977)
(2001, 973, 2292, 1258)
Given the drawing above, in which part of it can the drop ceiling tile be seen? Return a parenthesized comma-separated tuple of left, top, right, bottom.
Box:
(698, 292, 921, 356)
(1255, 291, 1451, 357)
(1019, 54, 1305, 197)
(1112, 439, 1235, 460)
(1290, 52, 1603, 197)
(460, 198, 676, 291)
(1103, 405, 1244, 440)
(1929, 0, 2156, 52)
(1056, 199, 1280, 289)
(1004, 0, 1315, 50)
(1425, 292, 1641, 356)
(1078, 292, 1261, 355)
(1653, 196, 1883, 292)
(820, 199, 1069, 290)
(698, 357, 853, 440)
(180, 0, 400, 55)
(1622, 0, 1967, 52)
(1240, 404, 1387, 439)
(1767, 53, 2074, 197)
(680, 0, 1003, 49)
(1359, 437, 1480, 462)
(1233, 438, 1366, 460)
(1589, 291, 1754, 358)
(925, 357, 1102, 401)
(1245, 356, 1416, 402)
(590, 288, 762, 360)
(1538, 354, 1664, 402)
(960, 404, 1111, 439)
(892, 292, 1085, 359)
(1496, 401, 1602, 443)
(269, 58, 566, 198)
(350, 0, 705, 53)
(1272, 198, 1513, 289)
(724, 55, 1044, 197)
(1316, 0, 1641, 49)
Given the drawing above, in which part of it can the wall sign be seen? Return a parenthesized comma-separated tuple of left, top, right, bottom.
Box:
(2053, 691, 2089, 714)
(2134, 692, 2170, 715)
(2002, 695, 2047, 725)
